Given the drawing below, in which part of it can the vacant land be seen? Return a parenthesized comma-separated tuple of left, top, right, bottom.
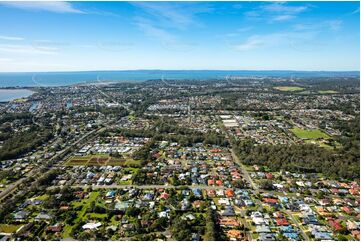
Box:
(64, 155, 140, 167)
(65, 156, 89, 166)
(290, 128, 330, 139)
(274, 86, 305, 91)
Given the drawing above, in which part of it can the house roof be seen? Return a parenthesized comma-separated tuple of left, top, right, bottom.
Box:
(328, 219, 343, 231)
(82, 222, 102, 230)
(263, 198, 278, 204)
(225, 189, 234, 197)
(276, 218, 290, 226)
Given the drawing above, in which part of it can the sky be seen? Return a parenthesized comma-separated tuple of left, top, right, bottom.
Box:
(0, 1, 359, 72)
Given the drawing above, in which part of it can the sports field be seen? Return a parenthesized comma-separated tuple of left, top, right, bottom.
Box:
(290, 128, 330, 139)
(274, 86, 305, 91)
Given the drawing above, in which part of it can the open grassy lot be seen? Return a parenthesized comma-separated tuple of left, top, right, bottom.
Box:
(65, 156, 90, 166)
(0, 224, 22, 233)
(107, 157, 126, 166)
(305, 139, 342, 150)
(290, 128, 330, 139)
(124, 159, 142, 167)
(318, 90, 338, 94)
(88, 156, 109, 166)
(274, 86, 305, 92)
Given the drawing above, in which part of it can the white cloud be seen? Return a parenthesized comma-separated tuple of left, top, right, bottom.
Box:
(234, 37, 264, 51)
(233, 31, 318, 52)
(0, 44, 58, 55)
(131, 2, 213, 30)
(133, 17, 196, 52)
(261, 2, 308, 14)
(325, 20, 342, 31)
(293, 20, 343, 32)
(0, 1, 84, 14)
(272, 15, 295, 21)
(226, 27, 253, 37)
(232, 4, 243, 10)
(244, 11, 260, 18)
(0, 35, 24, 41)
(351, 7, 360, 15)
(245, 2, 308, 22)
(134, 17, 177, 44)
(237, 27, 253, 32)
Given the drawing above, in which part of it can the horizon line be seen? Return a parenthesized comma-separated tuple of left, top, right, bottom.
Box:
(0, 69, 359, 74)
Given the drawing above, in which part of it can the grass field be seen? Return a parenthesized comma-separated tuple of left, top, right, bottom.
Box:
(291, 128, 330, 139)
(274, 86, 305, 92)
(124, 159, 142, 167)
(318, 90, 338, 94)
(65, 156, 90, 166)
(0, 224, 22, 233)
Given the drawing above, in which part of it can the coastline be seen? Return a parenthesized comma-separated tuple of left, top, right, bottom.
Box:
(0, 70, 359, 88)
(0, 88, 35, 102)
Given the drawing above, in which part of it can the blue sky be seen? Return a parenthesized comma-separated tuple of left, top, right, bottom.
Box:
(0, 1, 359, 71)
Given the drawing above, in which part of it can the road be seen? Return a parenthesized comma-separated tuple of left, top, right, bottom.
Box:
(222, 121, 258, 191)
(229, 147, 259, 191)
(284, 209, 310, 241)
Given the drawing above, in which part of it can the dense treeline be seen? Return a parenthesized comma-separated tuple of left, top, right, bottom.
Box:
(204, 208, 223, 240)
(0, 112, 33, 124)
(132, 140, 157, 162)
(0, 126, 53, 161)
(0, 112, 34, 141)
(234, 117, 360, 180)
(298, 77, 360, 93)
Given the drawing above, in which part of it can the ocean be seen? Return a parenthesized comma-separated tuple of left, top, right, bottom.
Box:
(0, 70, 359, 88)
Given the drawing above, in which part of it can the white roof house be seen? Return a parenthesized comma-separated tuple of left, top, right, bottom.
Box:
(82, 222, 102, 230)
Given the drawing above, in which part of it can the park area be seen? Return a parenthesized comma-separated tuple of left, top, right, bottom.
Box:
(290, 128, 330, 140)
(274, 86, 305, 92)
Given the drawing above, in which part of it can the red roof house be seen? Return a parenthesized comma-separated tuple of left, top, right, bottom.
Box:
(225, 189, 235, 197)
(276, 218, 290, 226)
